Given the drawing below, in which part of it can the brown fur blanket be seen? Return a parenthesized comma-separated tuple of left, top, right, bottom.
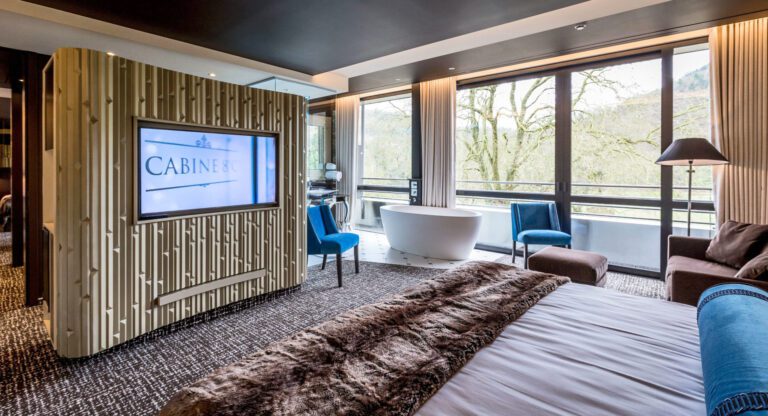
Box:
(159, 261, 569, 416)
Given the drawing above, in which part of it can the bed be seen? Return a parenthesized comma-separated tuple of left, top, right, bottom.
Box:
(417, 282, 704, 415)
(161, 262, 706, 415)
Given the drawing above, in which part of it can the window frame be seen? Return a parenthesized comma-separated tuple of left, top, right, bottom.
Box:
(358, 91, 415, 194)
(456, 37, 714, 278)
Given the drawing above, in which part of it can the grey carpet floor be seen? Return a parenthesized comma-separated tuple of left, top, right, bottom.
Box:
(1, 258, 667, 416)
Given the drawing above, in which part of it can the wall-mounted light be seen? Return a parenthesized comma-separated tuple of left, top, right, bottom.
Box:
(574, 22, 587, 31)
(106, 51, 116, 56)
(208, 72, 217, 78)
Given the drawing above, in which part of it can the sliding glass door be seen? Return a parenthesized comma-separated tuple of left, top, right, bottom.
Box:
(570, 57, 663, 272)
(455, 40, 716, 277)
(455, 75, 557, 248)
(672, 46, 716, 238)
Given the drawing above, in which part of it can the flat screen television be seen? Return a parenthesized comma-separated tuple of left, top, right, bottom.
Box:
(136, 119, 279, 221)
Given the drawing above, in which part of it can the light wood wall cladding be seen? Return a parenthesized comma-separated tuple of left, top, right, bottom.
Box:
(52, 48, 307, 358)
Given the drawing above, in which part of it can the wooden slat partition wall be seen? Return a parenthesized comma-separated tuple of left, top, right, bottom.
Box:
(52, 48, 307, 358)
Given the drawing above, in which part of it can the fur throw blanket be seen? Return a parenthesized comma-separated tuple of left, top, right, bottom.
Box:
(160, 261, 569, 416)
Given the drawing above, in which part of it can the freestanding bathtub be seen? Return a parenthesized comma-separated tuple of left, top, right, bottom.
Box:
(380, 205, 482, 260)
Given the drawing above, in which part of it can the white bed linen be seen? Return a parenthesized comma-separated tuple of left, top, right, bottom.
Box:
(417, 283, 704, 416)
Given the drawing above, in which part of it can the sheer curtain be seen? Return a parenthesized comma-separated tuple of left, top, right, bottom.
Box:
(710, 18, 768, 225)
(334, 95, 360, 225)
(420, 77, 456, 208)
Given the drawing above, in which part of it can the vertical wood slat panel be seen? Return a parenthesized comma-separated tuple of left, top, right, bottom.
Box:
(52, 48, 307, 358)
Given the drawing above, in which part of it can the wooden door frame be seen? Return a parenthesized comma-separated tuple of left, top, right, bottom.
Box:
(7, 46, 48, 306)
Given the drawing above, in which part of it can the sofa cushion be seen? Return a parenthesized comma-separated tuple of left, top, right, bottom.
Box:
(705, 220, 768, 268)
(667, 255, 738, 279)
(735, 252, 768, 281)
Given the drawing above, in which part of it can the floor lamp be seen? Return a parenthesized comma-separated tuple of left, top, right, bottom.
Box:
(656, 138, 729, 236)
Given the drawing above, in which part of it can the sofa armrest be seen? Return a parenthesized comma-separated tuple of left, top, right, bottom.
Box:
(668, 235, 711, 261)
(668, 270, 768, 306)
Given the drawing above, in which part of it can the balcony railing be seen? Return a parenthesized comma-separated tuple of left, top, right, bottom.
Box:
(456, 180, 714, 201)
(355, 179, 717, 272)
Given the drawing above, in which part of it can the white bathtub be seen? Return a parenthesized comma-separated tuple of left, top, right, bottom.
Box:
(380, 205, 482, 260)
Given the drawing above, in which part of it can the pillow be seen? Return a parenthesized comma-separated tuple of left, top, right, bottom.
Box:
(735, 252, 768, 281)
(697, 284, 768, 416)
(705, 220, 768, 268)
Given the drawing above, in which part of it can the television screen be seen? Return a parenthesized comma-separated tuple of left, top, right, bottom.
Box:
(137, 120, 278, 220)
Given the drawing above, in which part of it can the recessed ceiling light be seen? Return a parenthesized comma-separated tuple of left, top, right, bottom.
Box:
(106, 51, 115, 56)
(208, 72, 217, 77)
(448, 67, 456, 71)
(395, 78, 401, 81)
(574, 22, 587, 31)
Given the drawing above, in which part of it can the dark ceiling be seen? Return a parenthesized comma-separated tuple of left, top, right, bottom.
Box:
(349, 0, 768, 93)
(24, 0, 585, 74)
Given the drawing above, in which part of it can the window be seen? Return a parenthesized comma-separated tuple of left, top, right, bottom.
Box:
(571, 58, 663, 271)
(307, 124, 324, 169)
(454, 41, 714, 276)
(455, 76, 556, 247)
(672, 46, 716, 237)
(456, 77, 556, 195)
(571, 59, 662, 199)
(356, 94, 412, 231)
(307, 108, 332, 181)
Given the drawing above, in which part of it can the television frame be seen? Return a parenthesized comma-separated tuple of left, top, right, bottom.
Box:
(133, 117, 280, 223)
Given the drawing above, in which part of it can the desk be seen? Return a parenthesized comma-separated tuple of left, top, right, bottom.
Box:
(307, 189, 350, 230)
(307, 189, 336, 205)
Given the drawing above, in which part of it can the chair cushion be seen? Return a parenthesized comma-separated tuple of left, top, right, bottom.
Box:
(667, 255, 738, 279)
(517, 230, 571, 245)
(319, 233, 359, 254)
(528, 246, 607, 286)
(705, 220, 768, 268)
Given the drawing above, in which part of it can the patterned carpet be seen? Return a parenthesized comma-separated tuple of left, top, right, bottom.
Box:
(1, 262, 443, 415)
(0, 255, 667, 415)
(0, 232, 24, 314)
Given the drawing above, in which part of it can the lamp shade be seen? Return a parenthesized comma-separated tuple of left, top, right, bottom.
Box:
(656, 138, 729, 166)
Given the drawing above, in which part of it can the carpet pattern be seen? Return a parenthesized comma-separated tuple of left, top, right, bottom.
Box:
(0, 262, 442, 416)
(1, 257, 666, 415)
(0, 232, 24, 314)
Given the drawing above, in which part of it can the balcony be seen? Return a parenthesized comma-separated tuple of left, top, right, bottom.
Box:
(356, 179, 716, 273)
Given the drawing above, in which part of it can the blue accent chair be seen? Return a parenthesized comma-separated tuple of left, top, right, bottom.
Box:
(511, 202, 571, 268)
(307, 205, 359, 287)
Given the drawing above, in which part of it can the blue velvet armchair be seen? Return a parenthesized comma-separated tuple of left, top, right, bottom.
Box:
(307, 205, 359, 287)
(511, 202, 571, 268)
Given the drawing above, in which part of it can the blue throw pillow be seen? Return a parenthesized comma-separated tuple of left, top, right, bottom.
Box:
(698, 284, 768, 416)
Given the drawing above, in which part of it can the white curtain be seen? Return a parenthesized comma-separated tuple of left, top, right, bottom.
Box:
(334, 95, 360, 225)
(710, 18, 768, 225)
(420, 77, 457, 208)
